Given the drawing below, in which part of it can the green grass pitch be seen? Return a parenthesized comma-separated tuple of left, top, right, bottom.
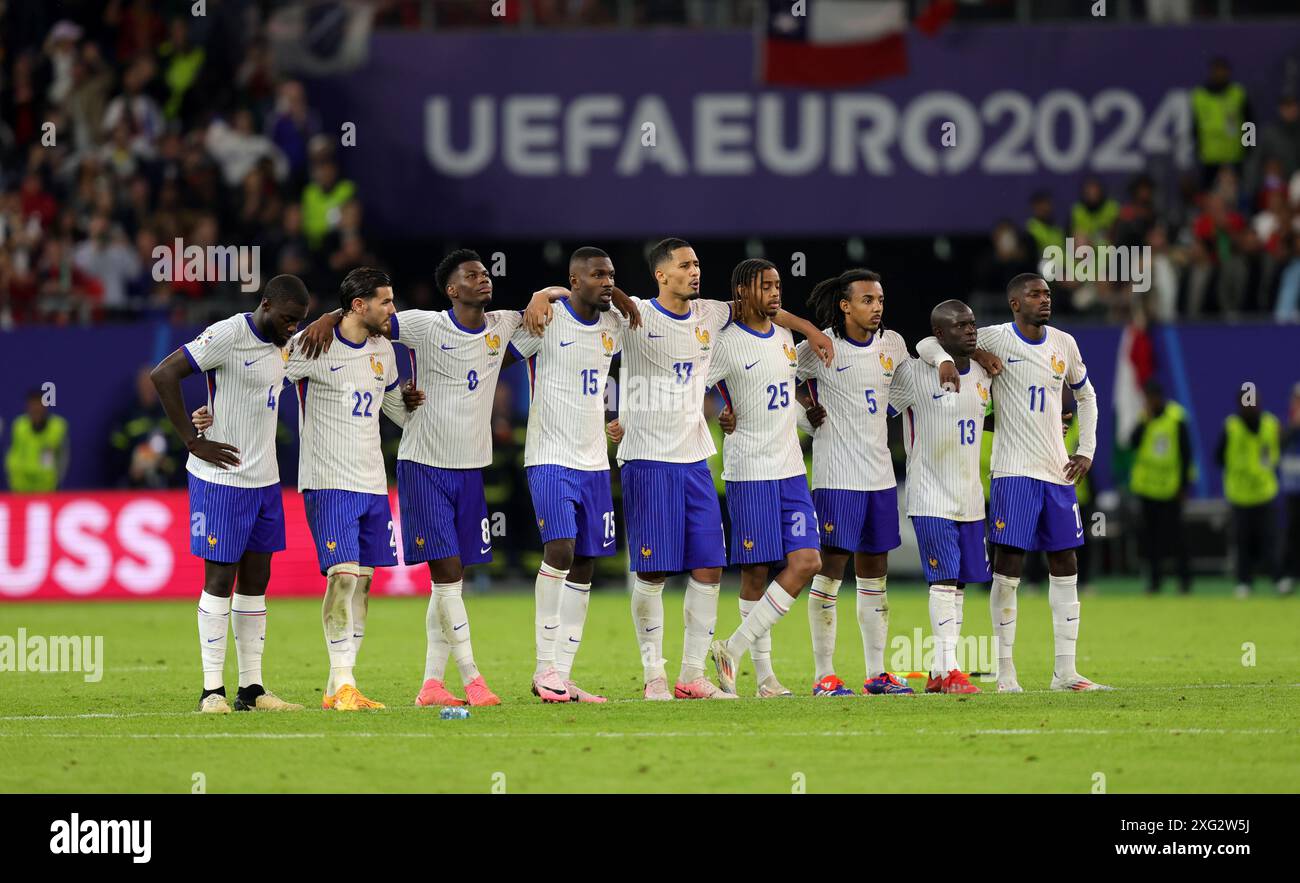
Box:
(1, 578, 1297, 793)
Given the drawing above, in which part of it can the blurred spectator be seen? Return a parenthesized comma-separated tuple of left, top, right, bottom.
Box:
(108, 366, 187, 489)
(1129, 380, 1193, 593)
(1115, 174, 1158, 248)
(975, 219, 1034, 295)
(42, 20, 83, 107)
(1143, 224, 1181, 324)
(4, 388, 69, 492)
(267, 81, 321, 187)
(205, 108, 288, 188)
(1024, 190, 1065, 260)
(157, 16, 206, 122)
(1191, 57, 1251, 188)
(1216, 394, 1283, 597)
(1070, 177, 1119, 247)
(301, 155, 356, 250)
(1243, 92, 1300, 204)
(1187, 192, 1248, 316)
(72, 213, 140, 309)
(1275, 230, 1300, 322)
(1280, 383, 1300, 595)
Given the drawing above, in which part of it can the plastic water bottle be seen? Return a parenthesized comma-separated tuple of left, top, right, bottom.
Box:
(439, 707, 470, 720)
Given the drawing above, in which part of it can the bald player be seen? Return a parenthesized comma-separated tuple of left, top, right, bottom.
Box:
(889, 300, 991, 695)
(916, 274, 1110, 692)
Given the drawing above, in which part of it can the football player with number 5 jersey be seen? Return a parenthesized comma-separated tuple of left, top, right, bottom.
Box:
(917, 273, 1111, 693)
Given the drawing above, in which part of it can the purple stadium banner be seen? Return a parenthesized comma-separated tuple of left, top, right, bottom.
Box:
(309, 23, 1300, 237)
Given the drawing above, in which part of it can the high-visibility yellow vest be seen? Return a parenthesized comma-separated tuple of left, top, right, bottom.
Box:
(1130, 402, 1187, 501)
(1223, 413, 1280, 507)
(4, 414, 67, 492)
(1191, 84, 1247, 165)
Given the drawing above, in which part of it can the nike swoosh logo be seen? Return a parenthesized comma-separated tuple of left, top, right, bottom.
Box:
(1076, 530, 1084, 538)
(603, 539, 615, 547)
(479, 546, 491, 554)
(744, 361, 759, 370)
(453, 622, 467, 631)
(932, 393, 945, 399)
(999, 620, 1015, 626)
(645, 625, 661, 633)
(329, 365, 344, 372)
(1007, 358, 1024, 363)
(938, 619, 952, 626)
(708, 629, 714, 636)
(821, 604, 834, 609)
(648, 333, 665, 339)
(835, 365, 851, 372)
(440, 344, 456, 350)
(206, 637, 221, 643)
(560, 341, 575, 347)
(873, 608, 885, 613)
(244, 354, 270, 366)
(568, 637, 580, 643)
(544, 624, 557, 630)
(1066, 616, 1079, 622)
(329, 638, 348, 644)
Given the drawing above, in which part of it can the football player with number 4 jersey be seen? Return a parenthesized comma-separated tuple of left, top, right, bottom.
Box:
(511, 247, 623, 704)
(150, 275, 310, 715)
(706, 260, 823, 698)
(916, 273, 1110, 693)
(889, 300, 992, 696)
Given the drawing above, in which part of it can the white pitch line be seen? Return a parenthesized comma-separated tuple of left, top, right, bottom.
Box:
(0, 728, 1292, 740)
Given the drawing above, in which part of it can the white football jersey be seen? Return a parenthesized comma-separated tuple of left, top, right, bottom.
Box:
(705, 321, 804, 482)
(797, 328, 909, 492)
(511, 299, 621, 471)
(917, 323, 1095, 486)
(613, 296, 733, 465)
(287, 328, 400, 494)
(393, 309, 522, 470)
(890, 358, 992, 521)
(183, 312, 286, 488)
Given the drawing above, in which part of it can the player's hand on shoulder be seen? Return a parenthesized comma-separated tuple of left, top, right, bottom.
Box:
(612, 287, 641, 329)
(938, 361, 961, 392)
(401, 380, 425, 412)
(605, 418, 624, 444)
(191, 406, 213, 433)
(299, 310, 340, 359)
(718, 406, 737, 434)
(187, 436, 240, 469)
(973, 347, 1003, 377)
(524, 288, 565, 336)
(1063, 454, 1092, 483)
(808, 326, 834, 366)
(806, 403, 827, 428)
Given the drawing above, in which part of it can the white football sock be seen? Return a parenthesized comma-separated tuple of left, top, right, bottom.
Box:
(855, 576, 888, 678)
(725, 582, 795, 657)
(322, 564, 358, 693)
(437, 580, 479, 686)
(808, 574, 841, 680)
(954, 587, 966, 671)
(927, 585, 958, 677)
(631, 577, 666, 681)
(1048, 573, 1081, 679)
(231, 593, 266, 688)
(198, 591, 230, 692)
(990, 572, 1020, 685)
(680, 578, 720, 683)
(351, 565, 373, 660)
(535, 562, 567, 674)
(555, 581, 592, 680)
(739, 597, 775, 682)
(423, 581, 450, 682)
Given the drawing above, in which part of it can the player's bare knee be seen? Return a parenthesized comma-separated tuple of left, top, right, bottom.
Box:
(543, 540, 576, 571)
(690, 566, 722, 585)
(428, 558, 463, 584)
(791, 548, 822, 581)
(568, 557, 595, 584)
(1047, 551, 1077, 577)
